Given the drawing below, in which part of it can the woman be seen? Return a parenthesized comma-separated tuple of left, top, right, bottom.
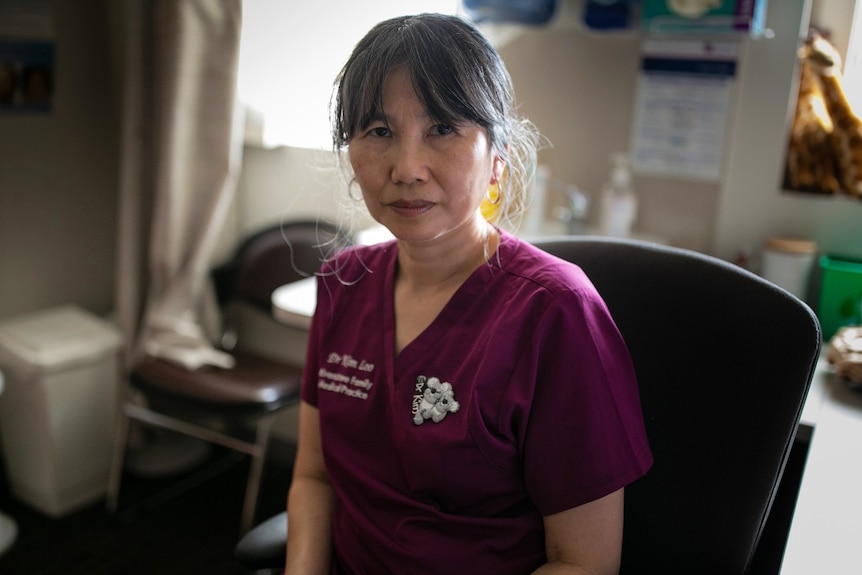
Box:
(286, 13, 652, 574)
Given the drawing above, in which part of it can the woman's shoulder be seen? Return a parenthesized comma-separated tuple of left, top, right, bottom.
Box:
(497, 231, 594, 297)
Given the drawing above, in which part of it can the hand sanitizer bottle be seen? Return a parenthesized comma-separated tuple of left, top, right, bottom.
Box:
(599, 153, 637, 237)
(523, 164, 551, 236)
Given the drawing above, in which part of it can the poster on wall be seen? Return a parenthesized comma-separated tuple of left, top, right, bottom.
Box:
(630, 39, 738, 181)
(0, 0, 54, 114)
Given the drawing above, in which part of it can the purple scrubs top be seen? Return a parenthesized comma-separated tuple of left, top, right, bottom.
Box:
(302, 230, 653, 574)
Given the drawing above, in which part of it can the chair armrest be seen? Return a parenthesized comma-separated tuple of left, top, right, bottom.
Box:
(234, 511, 288, 569)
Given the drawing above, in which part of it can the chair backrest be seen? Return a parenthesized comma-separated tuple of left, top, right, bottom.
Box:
(531, 236, 821, 575)
(213, 220, 351, 313)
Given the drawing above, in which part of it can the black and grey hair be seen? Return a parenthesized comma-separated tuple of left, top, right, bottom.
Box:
(331, 13, 540, 228)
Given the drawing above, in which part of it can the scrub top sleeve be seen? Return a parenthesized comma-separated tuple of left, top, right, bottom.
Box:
(521, 288, 653, 516)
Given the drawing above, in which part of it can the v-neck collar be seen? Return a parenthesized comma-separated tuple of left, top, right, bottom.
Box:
(384, 230, 516, 367)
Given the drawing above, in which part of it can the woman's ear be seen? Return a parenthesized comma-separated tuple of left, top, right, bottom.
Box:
(491, 155, 506, 184)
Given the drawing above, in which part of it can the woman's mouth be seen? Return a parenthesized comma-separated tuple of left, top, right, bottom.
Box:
(388, 200, 434, 217)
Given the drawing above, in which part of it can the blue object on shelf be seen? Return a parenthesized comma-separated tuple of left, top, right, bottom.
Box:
(583, 0, 633, 30)
(462, 0, 557, 25)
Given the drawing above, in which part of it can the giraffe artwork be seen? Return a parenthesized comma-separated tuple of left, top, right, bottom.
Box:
(785, 36, 841, 194)
(786, 31, 862, 199)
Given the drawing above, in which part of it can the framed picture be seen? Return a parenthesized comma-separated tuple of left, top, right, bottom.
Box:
(0, 38, 54, 113)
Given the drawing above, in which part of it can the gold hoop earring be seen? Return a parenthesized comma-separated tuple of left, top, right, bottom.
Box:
(481, 183, 502, 222)
(486, 182, 501, 205)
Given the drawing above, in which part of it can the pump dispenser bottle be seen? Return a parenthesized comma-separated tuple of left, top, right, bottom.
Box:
(599, 152, 637, 237)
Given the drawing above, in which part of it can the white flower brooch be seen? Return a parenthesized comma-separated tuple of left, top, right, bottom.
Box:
(412, 376, 460, 425)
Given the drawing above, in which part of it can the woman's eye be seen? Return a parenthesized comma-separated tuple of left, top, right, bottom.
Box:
(369, 126, 390, 137)
(433, 124, 454, 136)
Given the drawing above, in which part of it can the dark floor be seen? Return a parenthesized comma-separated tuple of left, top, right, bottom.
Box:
(0, 440, 294, 575)
(0, 431, 809, 575)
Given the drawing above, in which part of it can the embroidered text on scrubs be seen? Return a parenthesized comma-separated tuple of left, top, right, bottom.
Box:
(326, 352, 375, 372)
(318, 354, 377, 401)
(317, 369, 371, 400)
(318, 380, 368, 399)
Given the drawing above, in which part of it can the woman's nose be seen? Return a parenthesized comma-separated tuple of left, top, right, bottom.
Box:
(390, 138, 429, 184)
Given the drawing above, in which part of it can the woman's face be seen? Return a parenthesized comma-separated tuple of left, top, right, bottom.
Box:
(348, 66, 503, 245)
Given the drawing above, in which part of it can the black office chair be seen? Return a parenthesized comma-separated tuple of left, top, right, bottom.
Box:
(107, 220, 351, 534)
(234, 235, 821, 573)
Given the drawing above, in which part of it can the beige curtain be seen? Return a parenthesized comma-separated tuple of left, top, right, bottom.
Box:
(115, 0, 243, 372)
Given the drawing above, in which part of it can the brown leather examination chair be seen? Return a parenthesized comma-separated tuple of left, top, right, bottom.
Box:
(107, 220, 351, 534)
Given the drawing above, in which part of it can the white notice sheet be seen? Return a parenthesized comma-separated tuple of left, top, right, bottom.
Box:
(630, 39, 738, 181)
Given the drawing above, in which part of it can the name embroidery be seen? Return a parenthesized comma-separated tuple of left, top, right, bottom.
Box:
(412, 375, 460, 425)
(317, 352, 376, 400)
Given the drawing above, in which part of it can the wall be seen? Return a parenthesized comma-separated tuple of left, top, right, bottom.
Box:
(0, 0, 119, 322)
(235, 145, 374, 237)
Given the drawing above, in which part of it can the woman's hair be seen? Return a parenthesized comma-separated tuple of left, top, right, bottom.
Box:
(331, 13, 540, 230)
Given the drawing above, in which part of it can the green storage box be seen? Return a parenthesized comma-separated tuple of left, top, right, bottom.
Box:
(818, 255, 862, 340)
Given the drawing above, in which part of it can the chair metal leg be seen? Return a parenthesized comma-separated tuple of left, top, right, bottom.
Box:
(241, 412, 276, 534)
(124, 403, 259, 455)
(110, 400, 277, 534)
(106, 401, 132, 514)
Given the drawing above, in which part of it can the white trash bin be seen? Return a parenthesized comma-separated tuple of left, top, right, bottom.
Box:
(0, 305, 122, 517)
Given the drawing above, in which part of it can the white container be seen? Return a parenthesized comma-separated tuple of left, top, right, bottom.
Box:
(761, 237, 818, 300)
(0, 305, 122, 516)
(523, 164, 552, 236)
(599, 153, 638, 237)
